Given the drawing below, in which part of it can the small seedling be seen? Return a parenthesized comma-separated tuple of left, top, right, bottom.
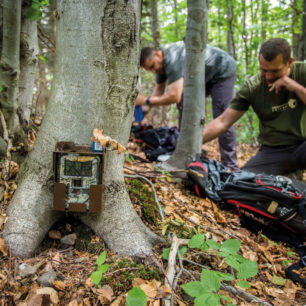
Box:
(91, 251, 109, 287)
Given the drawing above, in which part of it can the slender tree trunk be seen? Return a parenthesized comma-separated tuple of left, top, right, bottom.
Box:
(241, 0, 249, 73)
(260, 0, 268, 42)
(299, 0, 306, 60)
(226, 0, 236, 59)
(291, 0, 300, 58)
(174, 0, 179, 39)
(151, 0, 160, 48)
(162, 0, 207, 170)
(4, 0, 163, 258)
(19, 3, 39, 126)
(0, 0, 22, 140)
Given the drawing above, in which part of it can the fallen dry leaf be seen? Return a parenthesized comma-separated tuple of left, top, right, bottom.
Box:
(36, 287, 59, 304)
(0, 214, 7, 230)
(54, 280, 67, 291)
(96, 285, 114, 302)
(0, 238, 8, 256)
(48, 230, 62, 240)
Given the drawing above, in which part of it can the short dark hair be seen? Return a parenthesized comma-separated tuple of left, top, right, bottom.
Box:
(140, 47, 155, 66)
(259, 38, 291, 63)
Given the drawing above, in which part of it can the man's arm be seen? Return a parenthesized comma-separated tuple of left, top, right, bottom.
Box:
(136, 78, 184, 106)
(269, 76, 306, 105)
(203, 108, 245, 143)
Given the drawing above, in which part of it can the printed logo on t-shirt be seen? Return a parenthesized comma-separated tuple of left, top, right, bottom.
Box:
(271, 99, 297, 112)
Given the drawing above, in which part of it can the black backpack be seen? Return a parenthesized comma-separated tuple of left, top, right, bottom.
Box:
(187, 154, 306, 237)
(187, 155, 306, 284)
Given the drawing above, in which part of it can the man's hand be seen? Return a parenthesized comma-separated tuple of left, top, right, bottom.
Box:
(269, 75, 306, 105)
(136, 93, 147, 106)
(269, 76, 299, 94)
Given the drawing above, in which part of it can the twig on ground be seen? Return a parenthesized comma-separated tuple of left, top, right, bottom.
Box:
(164, 234, 189, 306)
(124, 174, 165, 222)
(124, 165, 202, 178)
(221, 283, 273, 306)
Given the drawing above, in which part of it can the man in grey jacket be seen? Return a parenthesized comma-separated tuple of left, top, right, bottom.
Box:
(136, 41, 239, 171)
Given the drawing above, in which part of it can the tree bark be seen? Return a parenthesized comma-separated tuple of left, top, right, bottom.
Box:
(19, 3, 39, 125)
(151, 0, 160, 48)
(226, 0, 236, 59)
(161, 0, 207, 170)
(0, 0, 22, 140)
(300, 0, 306, 60)
(4, 0, 163, 258)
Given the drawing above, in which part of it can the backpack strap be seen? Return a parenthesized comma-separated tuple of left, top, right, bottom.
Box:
(285, 255, 306, 285)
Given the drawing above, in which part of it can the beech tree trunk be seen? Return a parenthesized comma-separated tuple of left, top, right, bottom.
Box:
(19, 3, 39, 126)
(151, 0, 160, 49)
(3, 0, 163, 258)
(0, 0, 37, 153)
(162, 0, 207, 170)
(300, 0, 306, 60)
(0, 0, 23, 141)
(226, 0, 236, 59)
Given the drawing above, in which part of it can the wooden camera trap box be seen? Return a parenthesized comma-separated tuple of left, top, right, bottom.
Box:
(53, 141, 106, 212)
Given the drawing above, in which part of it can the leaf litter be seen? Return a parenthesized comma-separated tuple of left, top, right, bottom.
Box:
(0, 139, 305, 305)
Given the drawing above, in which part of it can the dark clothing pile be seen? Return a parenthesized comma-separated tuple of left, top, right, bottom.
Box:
(130, 124, 179, 161)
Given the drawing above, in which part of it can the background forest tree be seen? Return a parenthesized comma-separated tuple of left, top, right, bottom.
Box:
(140, 0, 306, 144)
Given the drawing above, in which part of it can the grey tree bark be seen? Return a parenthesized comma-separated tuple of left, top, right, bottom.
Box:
(226, 0, 236, 59)
(151, 0, 160, 49)
(300, 0, 306, 60)
(0, 0, 23, 141)
(161, 0, 207, 170)
(0, 0, 37, 154)
(19, 3, 39, 126)
(4, 0, 163, 258)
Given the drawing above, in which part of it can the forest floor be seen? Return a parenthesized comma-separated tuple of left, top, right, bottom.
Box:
(0, 127, 305, 305)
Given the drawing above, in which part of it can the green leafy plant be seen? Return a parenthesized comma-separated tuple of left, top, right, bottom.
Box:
(180, 234, 258, 304)
(162, 245, 188, 260)
(125, 152, 135, 162)
(91, 251, 109, 287)
(26, 0, 49, 21)
(126, 286, 147, 306)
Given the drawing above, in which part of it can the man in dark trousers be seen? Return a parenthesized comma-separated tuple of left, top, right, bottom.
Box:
(202, 38, 306, 178)
(136, 41, 239, 171)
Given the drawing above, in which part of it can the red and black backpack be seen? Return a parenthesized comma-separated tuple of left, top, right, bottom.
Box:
(187, 154, 306, 284)
(187, 154, 306, 238)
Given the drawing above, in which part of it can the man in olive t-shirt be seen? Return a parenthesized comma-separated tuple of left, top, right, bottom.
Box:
(202, 38, 306, 176)
(136, 41, 239, 171)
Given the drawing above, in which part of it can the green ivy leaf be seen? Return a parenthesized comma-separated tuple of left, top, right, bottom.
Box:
(225, 254, 246, 270)
(188, 234, 205, 249)
(214, 271, 235, 281)
(96, 251, 106, 266)
(219, 239, 241, 255)
(181, 281, 206, 297)
(237, 260, 258, 279)
(91, 270, 103, 285)
(237, 280, 250, 288)
(206, 239, 221, 250)
(126, 286, 147, 306)
(98, 263, 109, 273)
(200, 270, 221, 292)
(194, 293, 220, 306)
